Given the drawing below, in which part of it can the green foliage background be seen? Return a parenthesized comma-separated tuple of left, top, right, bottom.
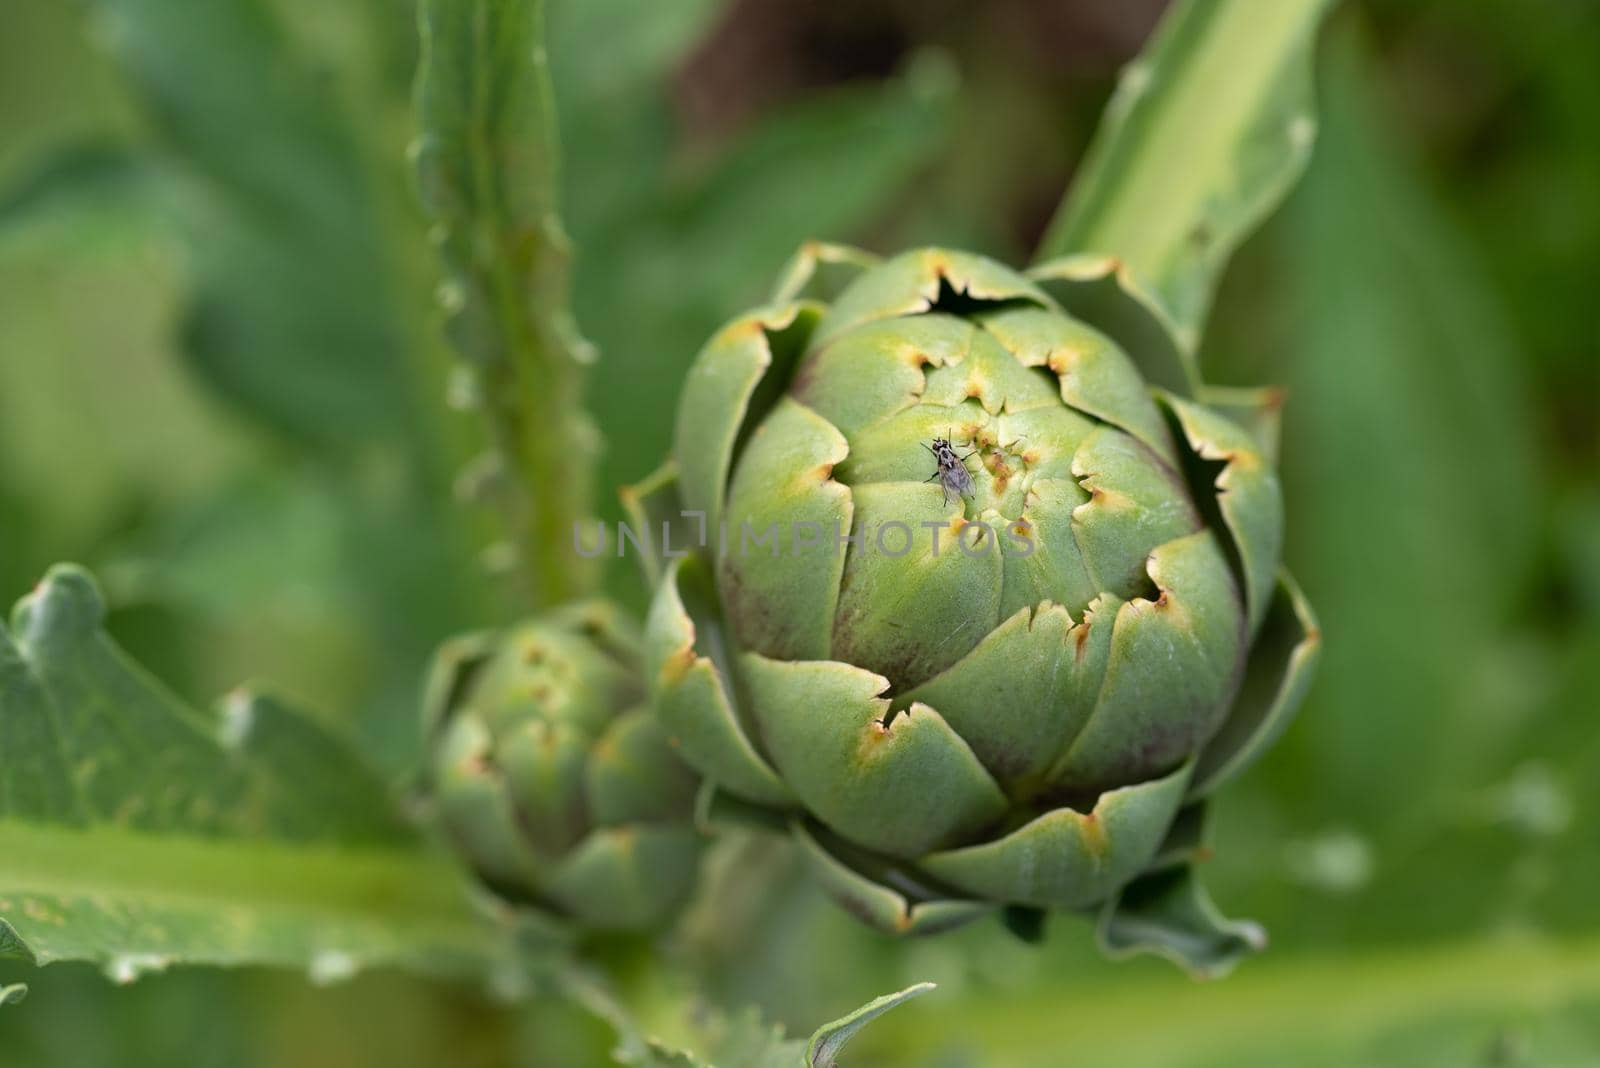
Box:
(0, 0, 1596, 1063)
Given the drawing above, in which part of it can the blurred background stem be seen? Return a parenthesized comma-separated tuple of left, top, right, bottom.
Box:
(416, 0, 599, 610)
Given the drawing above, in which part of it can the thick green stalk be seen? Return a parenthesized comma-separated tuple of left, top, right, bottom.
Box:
(416, 0, 598, 608)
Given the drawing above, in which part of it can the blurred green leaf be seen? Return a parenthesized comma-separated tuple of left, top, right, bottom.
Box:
(1181, 13, 1578, 958)
(1, 959, 536, 1067)
(9, 2, 491, 778)
(0, 226, 251, 597)
(859, 933, 1600, 1068)
(549, 1, 953, 514)
(546, 0, 723, 246)
(0, 141, 156, 249)
(1036, 0, 1331, 363)
(1271, 22, 1544, 824)
(87, 0, 423, 447)
(567, 54, 957, 519)
(0, 566, 507, 982)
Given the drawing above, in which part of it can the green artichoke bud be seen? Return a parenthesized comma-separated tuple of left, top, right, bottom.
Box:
(423, 601, 702, 931)
(635, 245, 1320, 974)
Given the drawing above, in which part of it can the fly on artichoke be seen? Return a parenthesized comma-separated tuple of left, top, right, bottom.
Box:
(632, 245, 1320, 974)
(422, 601, 702, 931)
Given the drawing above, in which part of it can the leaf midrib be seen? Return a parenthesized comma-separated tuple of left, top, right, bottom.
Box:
(0, 820, 487, 942)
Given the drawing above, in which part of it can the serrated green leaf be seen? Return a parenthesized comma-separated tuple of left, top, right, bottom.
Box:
(0, 565, 510, 982)
(415, 0, 598, 607)
(1035, 0, 1332, 361)
(571, 963, 934, 1068)
(701, 1006, 800, 1068)
(557, 967, 714, 1067)
(806, 983, 936, 1068)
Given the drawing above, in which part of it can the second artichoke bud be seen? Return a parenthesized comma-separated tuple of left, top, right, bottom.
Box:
(423, 602, 702, 931)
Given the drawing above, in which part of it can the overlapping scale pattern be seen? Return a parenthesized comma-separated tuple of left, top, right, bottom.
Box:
(641, 246, 1320, 973)
(426, 603, 702, 931)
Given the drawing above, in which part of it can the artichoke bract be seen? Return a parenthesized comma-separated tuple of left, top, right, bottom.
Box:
(635, 245, 1320, 974)
(423, 601, 702, 931)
